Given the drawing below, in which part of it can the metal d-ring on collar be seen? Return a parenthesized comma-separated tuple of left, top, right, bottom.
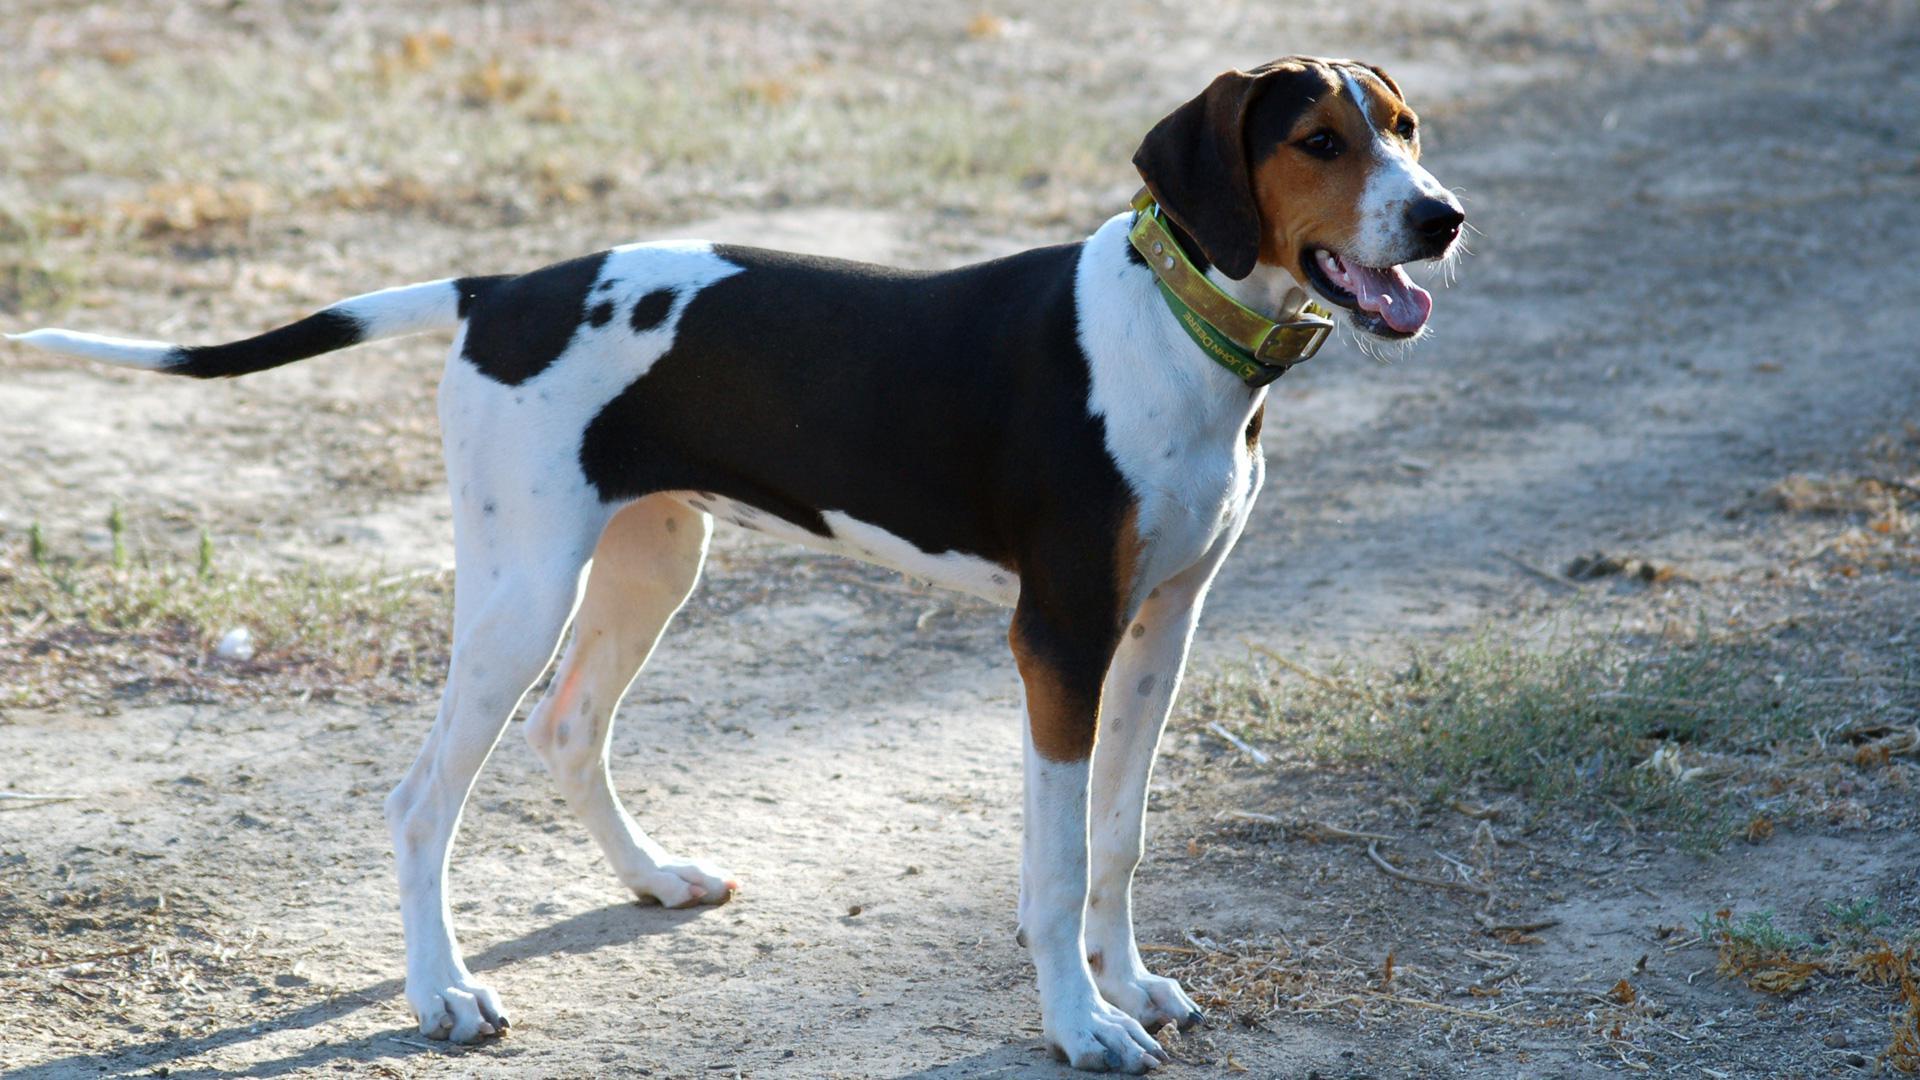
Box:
(1127, 188, 1334, 388)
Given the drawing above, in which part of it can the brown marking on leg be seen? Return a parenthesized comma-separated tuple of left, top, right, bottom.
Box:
(1087, 949, 1105, 976)
(547, 661, 588, 728)
(1113, 503, 1147, 609)
(1010, 616, 1099, 763)
(1010, 499, 1145, 764)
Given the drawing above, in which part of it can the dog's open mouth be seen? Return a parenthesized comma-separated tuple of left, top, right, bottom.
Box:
(1306, 248, 1433, 338)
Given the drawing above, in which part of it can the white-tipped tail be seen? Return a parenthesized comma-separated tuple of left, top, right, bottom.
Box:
(5, 277, 487, 379)
(4, 329, 181, 369)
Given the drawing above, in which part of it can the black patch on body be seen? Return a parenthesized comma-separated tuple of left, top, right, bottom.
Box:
(628, 289, 675, 333)
(461, 252, 610, 385)
(571, 242, 1147, 755)
(588, 301, 615, 327)
(575, 243, 1134, 583)
(173, 310, 365, 379)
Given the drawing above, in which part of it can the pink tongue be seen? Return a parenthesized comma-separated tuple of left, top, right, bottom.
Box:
(1345, 263, 1432, 334)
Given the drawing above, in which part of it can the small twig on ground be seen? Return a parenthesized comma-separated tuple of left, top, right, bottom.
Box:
(1342, 991, 1548, 1027)
(1432, 849, 1479, 880)
(1497, 551, 1580, 593)
(1247, 642, 1373, 701)
(54, 981, 102, 1003)
(1592, 691, 1717, 710)
(1367, 842, 1492, 897)
(1223, 811, 1400, 844)
(1206, 722, 1270, 764)
(3, 944, 148, 973)
(347, 565, 454, 595)
(1138, 944, 1201, 956)
(1183, 931, 1223, 954)
(1476, 963, 1522, 987)
(1451, 800, 1501, 820)
(0, 791, 85, 808)
(1474, 913, 1561, 935)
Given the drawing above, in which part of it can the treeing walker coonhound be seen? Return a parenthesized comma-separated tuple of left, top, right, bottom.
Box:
(12, 55, 1463, 1073)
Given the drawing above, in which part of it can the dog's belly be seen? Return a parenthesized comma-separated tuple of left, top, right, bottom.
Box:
(671, 492, 1019, 606)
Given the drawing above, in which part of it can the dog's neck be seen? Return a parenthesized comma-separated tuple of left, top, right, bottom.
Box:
(1082, 213, 1269, 444)
(1206, 261, 1315, 327)
(1156, 209, 1315, 334)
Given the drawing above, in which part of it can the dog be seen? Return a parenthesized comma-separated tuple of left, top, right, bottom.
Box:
(11, 55, 1462, 1073)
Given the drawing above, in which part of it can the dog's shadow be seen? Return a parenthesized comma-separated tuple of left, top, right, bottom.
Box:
(3, 902, 710, 1080)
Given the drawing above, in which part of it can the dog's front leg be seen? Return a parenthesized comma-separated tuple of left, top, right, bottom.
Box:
(1012, 599, 1168, 1074)
(1085, 566, 1215, 1034)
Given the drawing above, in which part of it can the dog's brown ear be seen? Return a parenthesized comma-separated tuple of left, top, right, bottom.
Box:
(1133, 68, 1269, 280)
(1134, 61, 1316, 280)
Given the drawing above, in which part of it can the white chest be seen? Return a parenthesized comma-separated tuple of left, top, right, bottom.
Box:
(1074, 215, 1269, 599)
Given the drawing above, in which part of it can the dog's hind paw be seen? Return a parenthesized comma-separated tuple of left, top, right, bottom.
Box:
(409, 973, 509, 1043)
(629, 859, 737, 909)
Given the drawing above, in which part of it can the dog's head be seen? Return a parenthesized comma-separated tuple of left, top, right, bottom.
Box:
(1134, 56, 1463, 340)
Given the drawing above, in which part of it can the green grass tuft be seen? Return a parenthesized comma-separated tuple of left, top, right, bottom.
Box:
(1183, 623, 1817, 844)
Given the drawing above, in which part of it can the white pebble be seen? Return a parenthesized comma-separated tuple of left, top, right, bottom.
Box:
(215, 627, 255, 661)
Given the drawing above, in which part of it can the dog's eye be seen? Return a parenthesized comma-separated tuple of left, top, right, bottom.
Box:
(1396, 117, 1418, 140)
(1299, 131, 1343, 159)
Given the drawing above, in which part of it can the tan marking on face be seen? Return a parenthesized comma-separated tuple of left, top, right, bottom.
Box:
(1010, 618, 1097, 763)
(1251, 67, 1388, 280)
(1355, 68, 1421, 161)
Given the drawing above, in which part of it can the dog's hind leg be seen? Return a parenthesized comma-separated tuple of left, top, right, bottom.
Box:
(523, 494, 736, 908)
(384, 497, 605, 1043)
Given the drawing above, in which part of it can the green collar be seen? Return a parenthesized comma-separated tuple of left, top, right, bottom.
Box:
(1127, 188, 1334, 388)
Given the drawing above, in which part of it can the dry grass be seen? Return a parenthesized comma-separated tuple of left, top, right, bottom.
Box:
(1160, 914, 1920, 1073)
(0, 521, 452, 712)
(0, 4, 1152, 328)
(1758, 426, 1920, 577)
(1182, 617, 1916, 846)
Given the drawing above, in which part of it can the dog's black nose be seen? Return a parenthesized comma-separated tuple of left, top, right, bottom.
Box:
(1408, 198, 1465, 244)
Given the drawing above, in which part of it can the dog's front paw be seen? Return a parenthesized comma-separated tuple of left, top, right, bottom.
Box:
(1044, 996, 1169, 1073)
(408, 972, 509, 1043)
(1096, 966, 1204, 1034)
(628, 859, 737, 909)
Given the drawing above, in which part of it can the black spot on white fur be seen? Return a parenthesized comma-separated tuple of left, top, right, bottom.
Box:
(588, 301, 615, 328)
(629, 289, 675, 334)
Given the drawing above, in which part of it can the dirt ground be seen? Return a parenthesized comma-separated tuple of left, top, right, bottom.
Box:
(4, 2, 1920, 1077)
